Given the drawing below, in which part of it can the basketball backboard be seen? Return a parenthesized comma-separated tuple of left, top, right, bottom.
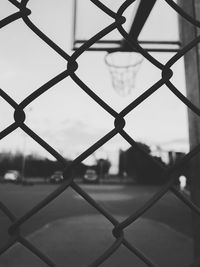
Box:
(72, 0, 180, 52)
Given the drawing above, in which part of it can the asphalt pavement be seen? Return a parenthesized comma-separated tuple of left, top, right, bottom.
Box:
(0, 183, 194, 266)
(0, 215, 193, 267)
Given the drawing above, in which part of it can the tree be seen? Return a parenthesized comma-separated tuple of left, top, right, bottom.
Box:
(96, 158, 111, 178)
(120, 142, 166, 184)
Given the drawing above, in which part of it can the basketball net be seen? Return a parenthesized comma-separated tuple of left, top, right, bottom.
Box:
(105, 52, 143, 97)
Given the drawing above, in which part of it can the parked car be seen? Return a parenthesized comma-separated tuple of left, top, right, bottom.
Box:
(50, 171, 64, 184)
(83, 169, 99, 184)
(3, 170, 22, 183)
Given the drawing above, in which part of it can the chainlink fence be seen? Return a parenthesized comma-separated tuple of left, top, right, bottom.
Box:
(1, 0, 200, 266)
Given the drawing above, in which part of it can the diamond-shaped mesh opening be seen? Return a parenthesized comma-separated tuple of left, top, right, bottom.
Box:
(124, 87, 189, 146)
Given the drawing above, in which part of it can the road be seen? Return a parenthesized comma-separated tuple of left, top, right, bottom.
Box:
(0, 182, 193, 250)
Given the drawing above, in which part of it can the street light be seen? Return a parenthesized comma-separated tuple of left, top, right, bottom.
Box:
(21, 107, 33, 180)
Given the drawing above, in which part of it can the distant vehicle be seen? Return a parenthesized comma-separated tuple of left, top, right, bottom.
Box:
(50, 171, 64, 184)
(83, 169, 99, 184)
(3, 170, 21, 183)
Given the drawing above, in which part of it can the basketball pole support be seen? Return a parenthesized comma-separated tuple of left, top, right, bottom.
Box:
(179, 0, 200, 258)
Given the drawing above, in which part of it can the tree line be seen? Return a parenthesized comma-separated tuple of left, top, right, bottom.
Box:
(0, 152, 111, 178)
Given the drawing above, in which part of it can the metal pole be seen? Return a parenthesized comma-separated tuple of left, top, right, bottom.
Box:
(179, 0, 200, 257)
(21, 133, 26, 180)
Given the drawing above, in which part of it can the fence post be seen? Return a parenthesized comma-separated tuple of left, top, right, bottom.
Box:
(179, 0, 200, 258)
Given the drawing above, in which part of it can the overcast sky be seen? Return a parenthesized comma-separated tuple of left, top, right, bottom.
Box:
(0, 0, 189, 170)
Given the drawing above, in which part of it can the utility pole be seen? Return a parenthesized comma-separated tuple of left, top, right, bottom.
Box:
(179, 0, 200, 257)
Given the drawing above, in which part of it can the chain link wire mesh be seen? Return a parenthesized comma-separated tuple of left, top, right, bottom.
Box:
(0, 0, 200, 266)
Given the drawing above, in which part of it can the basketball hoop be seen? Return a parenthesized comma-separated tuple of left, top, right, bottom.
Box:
(105, 52, 144, 97)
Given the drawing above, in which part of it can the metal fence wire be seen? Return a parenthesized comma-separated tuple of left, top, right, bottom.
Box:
(1, 0, 200, 266)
